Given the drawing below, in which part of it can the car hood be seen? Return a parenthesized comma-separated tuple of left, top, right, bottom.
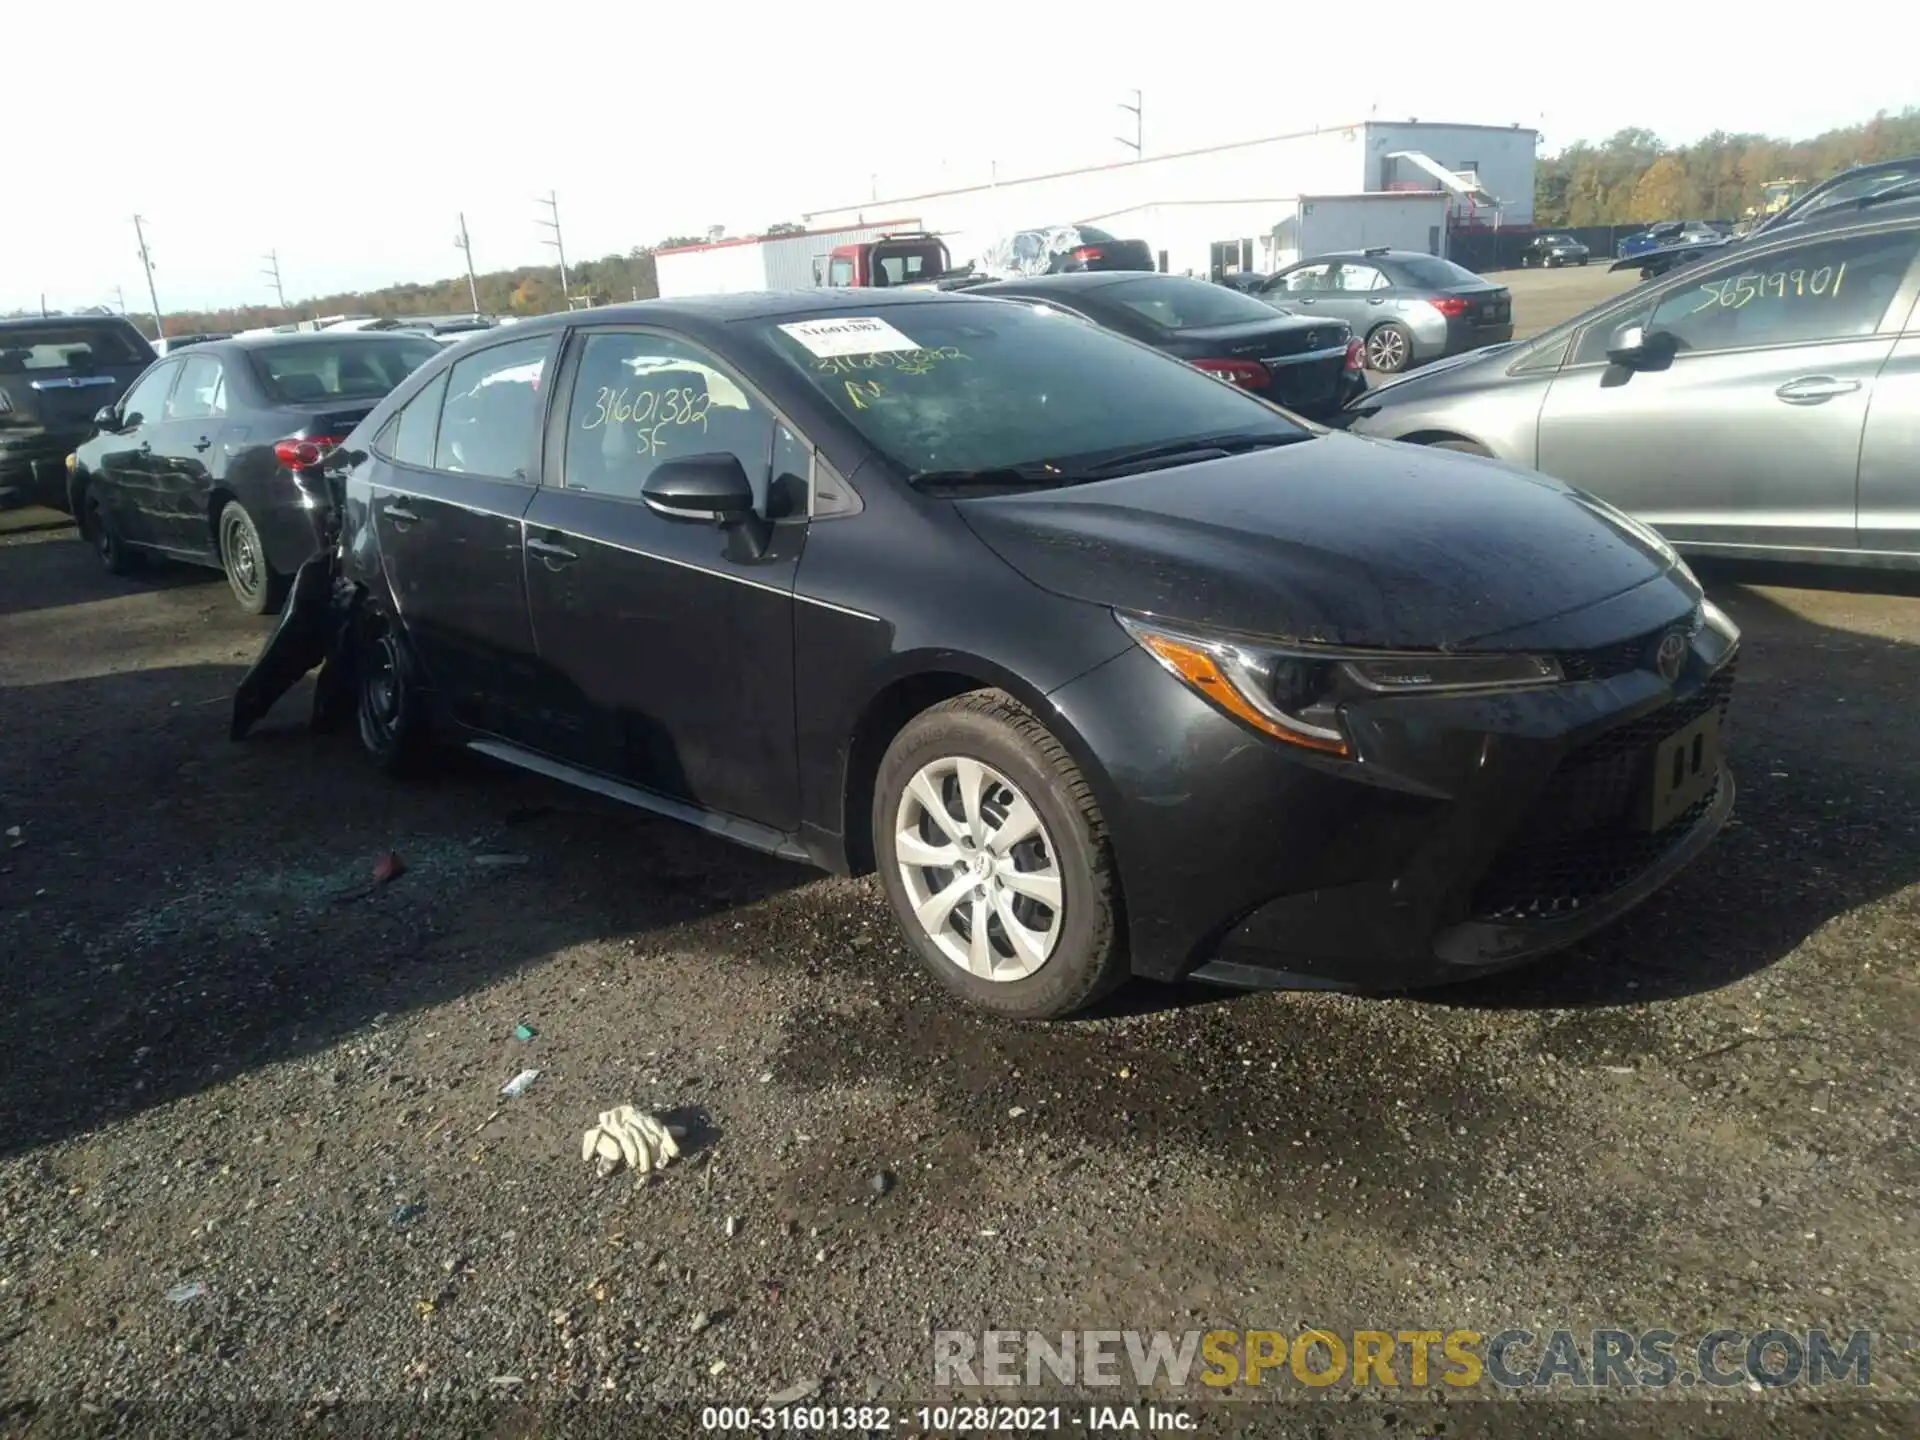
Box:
(956, 434, 1684, 649)
(1348, 340, 1517, 404)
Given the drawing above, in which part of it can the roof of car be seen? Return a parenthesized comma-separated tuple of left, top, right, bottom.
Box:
(968, 273, 1170, 293)
(212, 329, 448, 352)
(466, 289, 1013, 335)
(0, 314, 144, 332)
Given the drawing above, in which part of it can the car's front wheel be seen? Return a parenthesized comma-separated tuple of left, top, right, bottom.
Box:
(218, 500, 287, 616)
(873, 690, 1126, 1020)
(1364, 322, 1413, 373)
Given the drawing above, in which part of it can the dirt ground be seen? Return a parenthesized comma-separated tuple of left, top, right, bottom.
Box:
(3, 489, 1919, 1438)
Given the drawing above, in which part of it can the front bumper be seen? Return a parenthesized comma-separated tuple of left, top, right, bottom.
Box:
(1049, 601, 1737, 991)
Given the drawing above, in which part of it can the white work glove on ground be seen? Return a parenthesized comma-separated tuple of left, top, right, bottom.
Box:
(581, 1106, 686, 1177)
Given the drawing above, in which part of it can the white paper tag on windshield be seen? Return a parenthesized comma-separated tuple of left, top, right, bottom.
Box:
(778, 316, 921, 357)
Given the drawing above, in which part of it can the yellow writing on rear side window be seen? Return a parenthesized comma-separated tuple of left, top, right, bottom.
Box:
(1690, 263, 1848, 313)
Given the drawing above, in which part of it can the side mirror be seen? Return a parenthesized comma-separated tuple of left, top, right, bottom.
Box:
(641, 453, 756, 524)
(1605, 322, 1677, 369)
(93, 405, 120, 431)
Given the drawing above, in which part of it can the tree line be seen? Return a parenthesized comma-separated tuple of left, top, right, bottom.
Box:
(1534, 107, 1920, 226)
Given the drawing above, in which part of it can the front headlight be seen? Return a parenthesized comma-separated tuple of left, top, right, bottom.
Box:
(1116, 614, 1563, 759)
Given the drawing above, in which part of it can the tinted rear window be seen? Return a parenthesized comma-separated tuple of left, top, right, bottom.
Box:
(0, 324, 148, 371)
(248, 338, 442, 403)
(1101, 276, 1288, 330)
(1390, 255, 1487, 289)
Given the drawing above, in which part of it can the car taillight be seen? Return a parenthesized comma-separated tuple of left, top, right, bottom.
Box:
(1193, 358, 1269, 388)
(1070, 245, 1105, 266)
(273, 434, 345, 470)
(1343, 340, 1365, 372)
(1431, 297, 1472, 318)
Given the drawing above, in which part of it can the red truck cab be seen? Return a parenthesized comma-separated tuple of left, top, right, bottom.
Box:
(821, 232, 953, 288)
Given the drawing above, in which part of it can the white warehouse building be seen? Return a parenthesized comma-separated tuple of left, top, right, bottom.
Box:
(801, 120, 1538, 280)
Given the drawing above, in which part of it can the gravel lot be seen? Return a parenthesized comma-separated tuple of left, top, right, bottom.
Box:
(3, 474, 1918, 1437)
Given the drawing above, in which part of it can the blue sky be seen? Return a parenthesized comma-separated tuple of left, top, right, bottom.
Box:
(4, 0, 1912, 313)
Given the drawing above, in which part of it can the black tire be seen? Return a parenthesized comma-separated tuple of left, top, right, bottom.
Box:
(86, 497, 136, 575)
(217, 500, 287, 616)
(1428, 438, 1494, 457)
(1364, 321, 1414, 374)
(1579, 256, 1590, 266)
(873, 689, 1126, 1021)
(354, 606, 432, 777)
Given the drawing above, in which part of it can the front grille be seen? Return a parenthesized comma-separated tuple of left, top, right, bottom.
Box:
(1469, 659, 1737, 921)
(1558, 608, 1704, 682)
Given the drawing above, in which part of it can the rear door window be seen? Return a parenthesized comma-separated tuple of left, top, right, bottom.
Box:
(434, 336, 557, 480)
(169, 355, 227, 420)
(1330, 263, 1389, 292)
(390, 371, 448, 469)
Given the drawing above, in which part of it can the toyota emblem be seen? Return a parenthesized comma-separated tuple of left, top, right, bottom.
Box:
(1653, 630, 1688, 682)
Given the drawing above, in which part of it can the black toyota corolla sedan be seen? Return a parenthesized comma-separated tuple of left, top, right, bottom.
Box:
(232, 290, 1738, 1021)
(968, 272, 1367, 420)
(68, 330, 442, 612)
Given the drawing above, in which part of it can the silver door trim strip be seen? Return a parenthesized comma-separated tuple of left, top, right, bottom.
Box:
(369, 480, 882, 622)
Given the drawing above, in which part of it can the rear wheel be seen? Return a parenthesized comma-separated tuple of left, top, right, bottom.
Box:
(873, 690, 1126, 1021)
(354, 607, 431, 776)
(1364, 322, 1413, 374)
(218, 500, 287, 616)
(87, 498, 136, 575)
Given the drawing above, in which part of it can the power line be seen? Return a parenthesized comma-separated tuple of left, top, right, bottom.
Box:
(535, 191, 570, 302)
(1116, 89, 1142, 158)
(454, 212, 481, 314)
(261, 250, 288, 309)
(132, 215, 165, 341)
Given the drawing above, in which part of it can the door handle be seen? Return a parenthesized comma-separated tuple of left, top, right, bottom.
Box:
(1366, 297, 1386, 306)
(1775, 376, 1861, 404)
(526, 536, 580, 565)
(193, 436, 212, 452)
(137, 441, 152, 454)
(380, 499, 421, 525)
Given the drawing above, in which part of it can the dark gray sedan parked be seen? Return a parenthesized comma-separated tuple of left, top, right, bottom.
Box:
(1343, 200, 1920, 569)
(1255, 249, 1512, 373)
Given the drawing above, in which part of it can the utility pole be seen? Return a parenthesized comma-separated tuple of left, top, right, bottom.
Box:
(111, 285, 127, 315)
(535, 191, 570, 303)
(132, 215, 165, 340)
(1116, 89, 1142, 158)
(454, 212, 481, 314)
(261, 250, 288, 310)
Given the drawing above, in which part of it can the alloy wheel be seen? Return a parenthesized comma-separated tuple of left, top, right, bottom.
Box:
(894, 755, 1063, 981)
(1366, 326, 1408, 371)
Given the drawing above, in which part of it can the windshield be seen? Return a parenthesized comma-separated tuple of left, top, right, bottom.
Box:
(1100, 276, 1283, 330)
(248, 338, 442, 403)
(1392, 255, 1486, 288)
(760, 302, 1307, 481)
(0, 324, 148, 371)
(1783, 165, 1920, 223)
